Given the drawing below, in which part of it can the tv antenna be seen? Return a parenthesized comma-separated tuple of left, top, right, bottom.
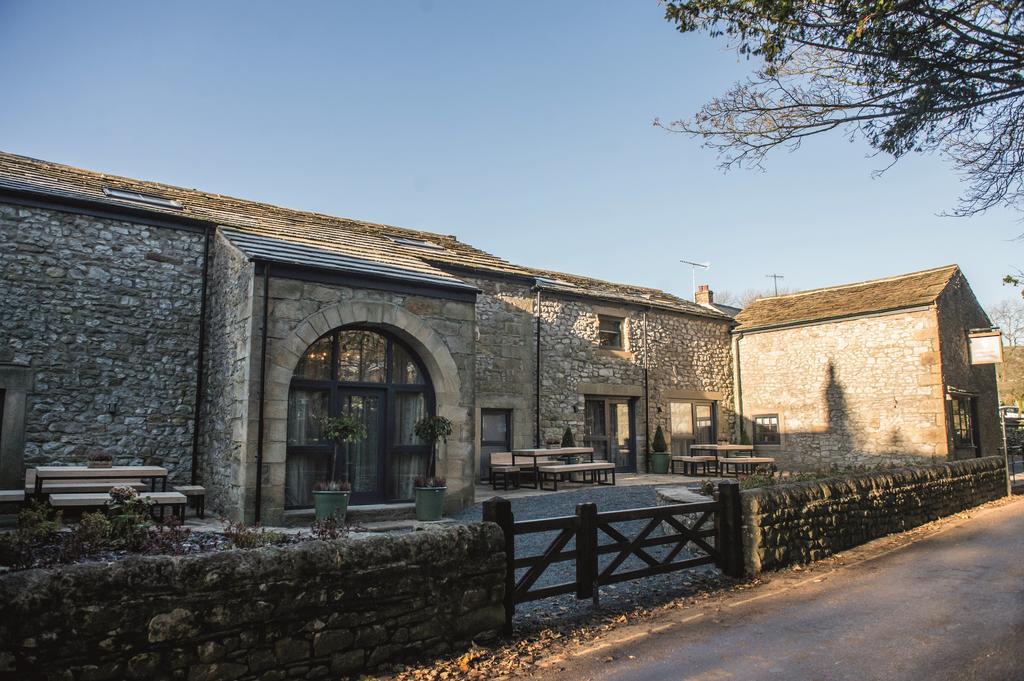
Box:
(766, 273, 785, 296)
(680, 259, 711, 301)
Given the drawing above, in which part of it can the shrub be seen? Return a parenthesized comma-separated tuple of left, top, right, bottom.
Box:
(313, 480, 352, 492)
(413, 476, 446, 488)
(107, 486, 153, 549)
(561, 427, 576, 447)
(75, 512, 112, 547)
(145, 517, 191, 555)
(223, 521, 287, 549)
(310, 515, 344, 541)
(651, 426, 668, 453)
(17, 500, 62, 542)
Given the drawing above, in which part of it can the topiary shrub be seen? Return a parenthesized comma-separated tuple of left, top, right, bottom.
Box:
(561, 427, 576, 447)
(652, 425, 668, 453)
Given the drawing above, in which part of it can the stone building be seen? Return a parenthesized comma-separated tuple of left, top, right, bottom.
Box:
(733, 266, 1001, 469)
(0, 151, 734, 524)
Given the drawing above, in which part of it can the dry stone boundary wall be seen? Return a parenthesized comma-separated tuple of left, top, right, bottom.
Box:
(0, 524, 505, 681)
(741, 456, 1007, 574)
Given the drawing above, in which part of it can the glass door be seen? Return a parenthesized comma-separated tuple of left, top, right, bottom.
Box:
(479, 409, 512, 482)
(584, 397, 636, 472)
(338, 390, 385, 505)
(670, 400, 717, 455)
(609, 400, 635, 472)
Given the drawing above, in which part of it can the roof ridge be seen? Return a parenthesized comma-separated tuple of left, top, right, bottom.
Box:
(751, 264, 959, 303)
(0, 150, 465, 245)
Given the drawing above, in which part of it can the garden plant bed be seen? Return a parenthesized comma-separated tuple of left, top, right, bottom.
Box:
(0, 492, 355, 573)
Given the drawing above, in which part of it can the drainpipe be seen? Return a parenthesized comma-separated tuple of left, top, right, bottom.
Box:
(732, 331, 743, 442)
(535, 287, 542, 448)
(643, 308, 650, 471)
(254, 261, 271, 525)
(189, 225, 213, 485)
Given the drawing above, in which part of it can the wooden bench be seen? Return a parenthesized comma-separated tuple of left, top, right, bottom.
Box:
(0, 489, 26, 505)
(670, 455, 717, 476)
(173, 485, 207, 518)
(537, 462, 615, 491)
(717, 457, 775, 476)
(49, 491, 188, 522)
(489, 466, 520, 491)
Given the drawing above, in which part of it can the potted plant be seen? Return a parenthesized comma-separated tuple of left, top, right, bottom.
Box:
(649, 425, 670, 474)
(87, 451, 113, 469)
(319, 414, 366, 489)
(560, 427, 580, 464)
(544, 436, 560, 449)
(312, 480, 352, 521)
(412, 415, 453, 521)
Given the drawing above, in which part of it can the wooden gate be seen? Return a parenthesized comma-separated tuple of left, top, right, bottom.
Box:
(482, 481, 744, 634)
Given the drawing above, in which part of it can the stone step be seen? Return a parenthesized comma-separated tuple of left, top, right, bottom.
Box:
(281, 502, 417, 528)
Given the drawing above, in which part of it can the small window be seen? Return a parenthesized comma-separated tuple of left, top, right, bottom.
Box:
(951, 397, 974, 447)
(753, 415, 780, 445)
(103, 187, 183, 209)
(597, 315, 623, 349)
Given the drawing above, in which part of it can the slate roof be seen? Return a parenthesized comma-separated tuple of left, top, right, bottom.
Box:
(0, 151, 727, 319)
(734, 265, 960, 332)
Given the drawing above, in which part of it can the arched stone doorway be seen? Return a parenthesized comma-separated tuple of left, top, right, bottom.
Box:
(285, 327, 435, 506)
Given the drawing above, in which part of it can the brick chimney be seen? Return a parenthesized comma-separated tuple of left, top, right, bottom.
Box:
(695, 284, 714, 305)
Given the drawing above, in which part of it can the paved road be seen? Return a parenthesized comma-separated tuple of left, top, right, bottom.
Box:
(540, 499, 1024, 681)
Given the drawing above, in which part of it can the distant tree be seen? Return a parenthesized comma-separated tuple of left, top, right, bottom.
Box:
(998, 347, 1024, 408)
(659, 0, 1024, 216)
(987, 299, 1024, 345)
(716, 287, 792, 308)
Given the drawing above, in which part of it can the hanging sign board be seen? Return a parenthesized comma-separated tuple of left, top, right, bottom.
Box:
(968, 330, 1003, 365)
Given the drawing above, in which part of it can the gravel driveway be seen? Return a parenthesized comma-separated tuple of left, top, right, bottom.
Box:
(452, 485, 724, 629)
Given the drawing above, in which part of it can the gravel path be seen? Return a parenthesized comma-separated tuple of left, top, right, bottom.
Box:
(453, 485, 724, 629)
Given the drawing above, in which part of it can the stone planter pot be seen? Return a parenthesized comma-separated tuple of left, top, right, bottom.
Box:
(86, 460, 112, 469)
(414, 487, 446, 521)
(649, 452, 670, 474)
(313, 491, 350, 521)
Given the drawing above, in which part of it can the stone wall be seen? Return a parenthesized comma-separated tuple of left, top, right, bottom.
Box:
(199, 233, 255, 519)
(0, 523, 506, 681)
(468, 274, 734, 473)
(936, 274, 1001, 459)
(737, 308, 948, 469)
(0, 203, 205, 482)
(741, 457, 1007, 575)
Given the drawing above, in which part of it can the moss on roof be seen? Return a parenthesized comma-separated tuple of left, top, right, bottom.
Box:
(734, 265, 960, 332)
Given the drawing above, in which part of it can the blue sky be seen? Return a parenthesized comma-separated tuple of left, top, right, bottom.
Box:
(1, 0, 1019, 308)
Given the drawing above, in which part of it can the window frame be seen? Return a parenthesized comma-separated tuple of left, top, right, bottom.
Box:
(752, 414, 781, 446)
(286, 326, 435, 508)
(596, 315, 625, 350)
(950, 397, 975, 448)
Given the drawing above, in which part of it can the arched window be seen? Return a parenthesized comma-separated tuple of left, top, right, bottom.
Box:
(286, 327, 433, 508)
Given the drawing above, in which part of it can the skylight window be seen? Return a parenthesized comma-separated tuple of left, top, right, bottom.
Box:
(536, 276, 576, 288)
(103, 187, 183, 210)
(388, 235, 445, 251)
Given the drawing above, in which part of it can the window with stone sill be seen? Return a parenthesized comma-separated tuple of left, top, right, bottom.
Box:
(597, 315, 624, 350)
(753, 414, 781, 445)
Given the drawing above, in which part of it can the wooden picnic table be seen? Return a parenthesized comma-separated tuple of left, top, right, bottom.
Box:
(33, 465, 169, 496)
(688, 444, 755, 458)
(511, 448, 595, 489)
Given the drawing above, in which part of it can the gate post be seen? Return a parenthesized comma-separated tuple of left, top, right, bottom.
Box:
(482, 497, 515, 635)
(716, 481, 745, 578)
(575, 502, 598, 602)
